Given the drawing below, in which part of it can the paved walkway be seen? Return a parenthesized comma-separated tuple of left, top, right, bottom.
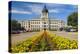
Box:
(11, 31, 78, 46)
(50, 31, 78, 41)
(11, 32, 39, 46)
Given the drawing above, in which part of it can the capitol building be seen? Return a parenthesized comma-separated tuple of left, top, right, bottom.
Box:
(18, 6, 66, 31)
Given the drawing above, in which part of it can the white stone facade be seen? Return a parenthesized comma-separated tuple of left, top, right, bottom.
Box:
(18, 6, 66, 31)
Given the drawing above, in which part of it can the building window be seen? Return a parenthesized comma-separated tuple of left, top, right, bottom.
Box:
(32, 21, 33, 24)
(44, 22, 46, 24)
(37, 22, 38, 24)
(39, 22, 40, 24)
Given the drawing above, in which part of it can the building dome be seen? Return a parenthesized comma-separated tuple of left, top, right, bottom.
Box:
(42, 5, 48, 13)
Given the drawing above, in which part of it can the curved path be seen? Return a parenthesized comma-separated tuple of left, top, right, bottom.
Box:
(11, 32, 39, 46)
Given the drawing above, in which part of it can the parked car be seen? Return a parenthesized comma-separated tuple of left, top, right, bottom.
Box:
(65, 28, 77, 32)
(11, 30, 20, 34)
(26, 29, 32, 32)
(70, 29, 77, 32)
(19, 30, 24, 33)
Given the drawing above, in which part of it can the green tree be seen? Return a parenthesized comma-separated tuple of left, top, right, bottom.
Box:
(67, 12, 78, 28)
(11, 19, 21, 30)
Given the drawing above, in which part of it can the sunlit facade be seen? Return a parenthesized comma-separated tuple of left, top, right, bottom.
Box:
(19, 6, 65, 31)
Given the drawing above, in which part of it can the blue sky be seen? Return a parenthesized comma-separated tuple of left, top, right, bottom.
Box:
(9, 1, 78, 23)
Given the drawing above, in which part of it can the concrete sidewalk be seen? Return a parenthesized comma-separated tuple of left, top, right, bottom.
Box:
(50, 31, 78, 41)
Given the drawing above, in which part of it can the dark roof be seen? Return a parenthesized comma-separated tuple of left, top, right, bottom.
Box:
(42, 5, 48, 12)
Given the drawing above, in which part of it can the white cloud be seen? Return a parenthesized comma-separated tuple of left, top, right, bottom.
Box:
(73, 5, 78, 9)
(49, 9, 60, 13)
(11, 9, 32, 14)
(47, 3, 66, 8)
(26, 5, 43, 15)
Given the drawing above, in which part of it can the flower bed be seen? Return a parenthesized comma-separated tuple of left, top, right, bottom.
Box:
(11, 31, 78, 53)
